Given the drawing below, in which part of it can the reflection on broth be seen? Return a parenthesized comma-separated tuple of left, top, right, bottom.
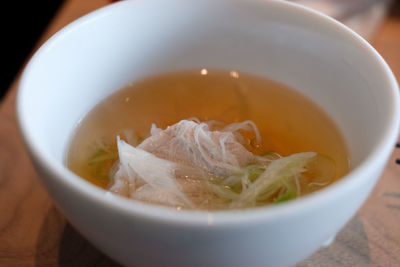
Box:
(67, 70, 349, 210)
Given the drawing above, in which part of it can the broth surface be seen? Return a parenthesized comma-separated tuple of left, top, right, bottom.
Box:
(67, 70, 349, 206)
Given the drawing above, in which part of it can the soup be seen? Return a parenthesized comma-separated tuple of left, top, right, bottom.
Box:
(67, 70, 349, 210)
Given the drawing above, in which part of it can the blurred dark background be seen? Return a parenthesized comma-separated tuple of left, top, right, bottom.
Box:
(392, 0, 400, 16)
(0, 1, 64, 101)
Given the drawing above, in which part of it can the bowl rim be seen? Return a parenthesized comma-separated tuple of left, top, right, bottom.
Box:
(17, 0, 400, 227)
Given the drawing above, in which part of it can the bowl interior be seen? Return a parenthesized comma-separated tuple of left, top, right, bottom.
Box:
(19, 0, 397, 199)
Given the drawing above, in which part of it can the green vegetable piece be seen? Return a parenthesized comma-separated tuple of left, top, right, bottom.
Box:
(221, 164, 265, 188)
(244, 164, 265, 182)
(274, 181, 297, 203)
(208, 183, 239, 200)
(230, 152, 316, 208)
(88, 151, 118, 165)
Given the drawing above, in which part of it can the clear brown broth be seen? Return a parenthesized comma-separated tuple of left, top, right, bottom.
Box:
(67, 70, 349, 199)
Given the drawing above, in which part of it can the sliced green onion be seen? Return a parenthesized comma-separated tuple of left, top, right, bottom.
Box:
(208, 183, 239, 200)
(274, 180, 297, 203)
(230, 152, 316, 208)
(89, 151, 118, 165)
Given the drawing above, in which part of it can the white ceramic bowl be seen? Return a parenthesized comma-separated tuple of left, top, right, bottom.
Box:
(17, 0, 400, 266)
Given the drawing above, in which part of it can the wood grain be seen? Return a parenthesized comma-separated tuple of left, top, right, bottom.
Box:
(0, 1, 399, 266)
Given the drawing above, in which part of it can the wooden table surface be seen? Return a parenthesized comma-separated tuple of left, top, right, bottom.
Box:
(1, 1, 399, 266)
